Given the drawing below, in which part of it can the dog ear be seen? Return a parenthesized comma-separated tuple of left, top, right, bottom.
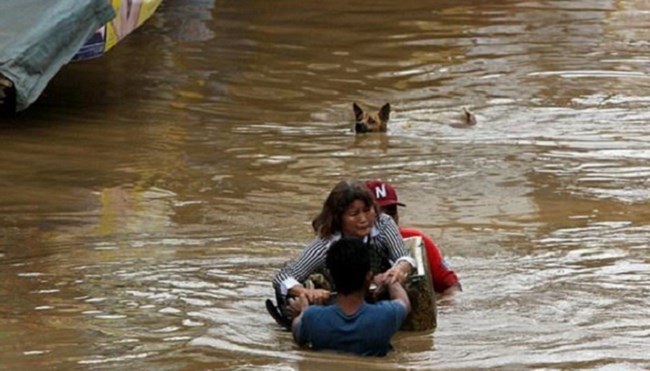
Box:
(463, 107, 477, 126)
(353, 102, 364, 121)
(378, 103, 390, 122)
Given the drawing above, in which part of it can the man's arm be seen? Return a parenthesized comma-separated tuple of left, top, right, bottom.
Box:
(384, 260, 413, 286)
(387, 281, 411, 314)
(289, 285, 330, 305)
(290, 294, 310, 344)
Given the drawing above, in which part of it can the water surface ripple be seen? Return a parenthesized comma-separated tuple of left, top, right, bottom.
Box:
(1, 0, 650, 369)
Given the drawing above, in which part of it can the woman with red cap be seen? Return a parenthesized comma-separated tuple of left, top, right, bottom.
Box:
(365, 180, 461, 295)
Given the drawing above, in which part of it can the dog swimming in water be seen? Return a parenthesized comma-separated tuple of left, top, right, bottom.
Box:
(353, 102, 391, 133)
(353, 102, 476, 133)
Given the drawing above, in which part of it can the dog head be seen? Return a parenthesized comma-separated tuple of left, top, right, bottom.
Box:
(353, 102, 390, 133)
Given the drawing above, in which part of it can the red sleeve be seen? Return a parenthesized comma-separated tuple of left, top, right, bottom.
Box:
(400, 227, 459, 293)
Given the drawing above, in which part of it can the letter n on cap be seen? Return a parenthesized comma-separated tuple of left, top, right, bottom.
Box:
(375, 184, 387, 199)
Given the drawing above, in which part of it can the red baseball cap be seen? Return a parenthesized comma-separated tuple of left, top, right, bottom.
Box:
(365, 180, 406, 207)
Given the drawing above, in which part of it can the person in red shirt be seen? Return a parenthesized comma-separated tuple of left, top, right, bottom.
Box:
(365, 180, 461, 295)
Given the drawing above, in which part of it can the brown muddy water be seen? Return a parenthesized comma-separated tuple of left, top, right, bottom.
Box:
(2, 0, 650, 369)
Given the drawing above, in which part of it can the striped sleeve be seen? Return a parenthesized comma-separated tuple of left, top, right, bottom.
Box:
(378, 213, 415, 268)
(272, 237, 330, 295)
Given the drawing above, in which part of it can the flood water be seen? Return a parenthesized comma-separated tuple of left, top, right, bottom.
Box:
(2, 0, 650, 369)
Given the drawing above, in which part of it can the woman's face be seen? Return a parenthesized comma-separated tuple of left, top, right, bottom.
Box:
(341, 199, 376, 238)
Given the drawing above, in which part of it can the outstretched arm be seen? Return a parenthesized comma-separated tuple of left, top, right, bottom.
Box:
(379, 214, 416, 277)
(388, 281, 411, 314)
(384, 260, 413, 285)
(289, 285, 330, 305)
(291, 294, 310, 344)
(272, 237, 331, 304)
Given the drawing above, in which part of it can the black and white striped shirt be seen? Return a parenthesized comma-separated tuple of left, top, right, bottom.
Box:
(272, 213, 416, 296)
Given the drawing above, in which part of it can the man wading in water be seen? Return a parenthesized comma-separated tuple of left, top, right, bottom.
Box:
(289, 237, 411, 357)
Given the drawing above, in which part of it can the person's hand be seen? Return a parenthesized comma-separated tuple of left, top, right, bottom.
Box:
(383, 266, 408, 286)
(299, 293, 310, 311)
(372, 273, 386, 287)
(304, 288, 330, 305)
(288, 293, 309, 318)
(371, 273, 387, 300)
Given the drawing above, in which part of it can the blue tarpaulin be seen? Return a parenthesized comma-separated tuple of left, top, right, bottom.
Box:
(0, 0, 115, 111)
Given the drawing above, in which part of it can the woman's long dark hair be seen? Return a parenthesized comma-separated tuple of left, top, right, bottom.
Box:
(311, 180, 378, 239)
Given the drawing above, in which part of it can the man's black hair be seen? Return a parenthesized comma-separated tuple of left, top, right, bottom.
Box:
(326, 237, 370, 295)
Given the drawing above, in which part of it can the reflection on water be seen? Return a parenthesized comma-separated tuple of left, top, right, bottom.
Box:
(2, 0, 650, 369)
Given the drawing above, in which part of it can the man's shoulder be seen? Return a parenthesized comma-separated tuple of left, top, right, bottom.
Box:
(363, 301, 407, 334)
(302, 304, 336, 320)
(368, 300, 407, 316)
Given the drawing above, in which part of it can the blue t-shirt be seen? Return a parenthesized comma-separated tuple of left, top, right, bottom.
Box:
(294, 300, 407, 357)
